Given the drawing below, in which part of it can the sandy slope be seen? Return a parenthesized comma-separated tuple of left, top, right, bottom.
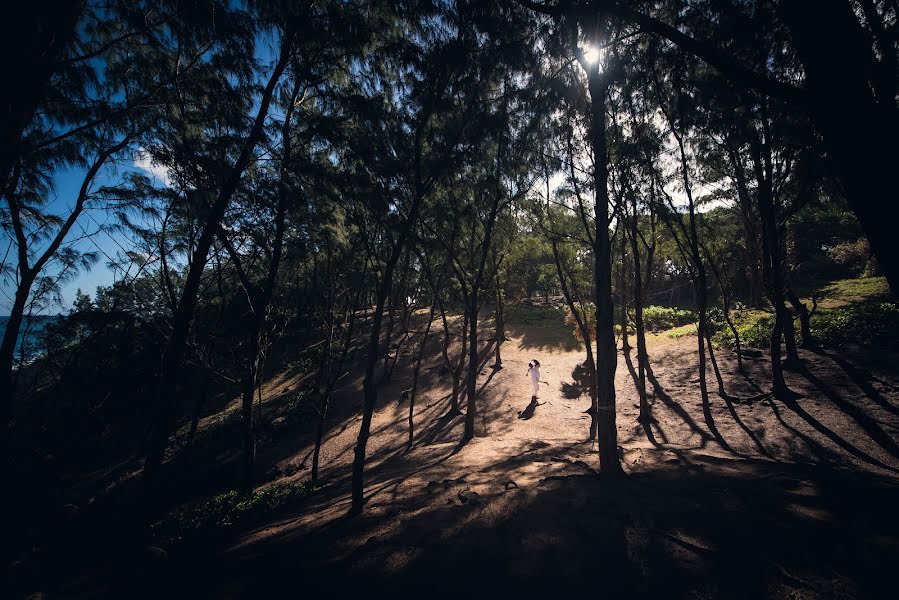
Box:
(150, 314, 899, 598)
(65, 313, 899, 598)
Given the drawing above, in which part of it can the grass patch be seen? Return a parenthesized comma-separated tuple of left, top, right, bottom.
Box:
(665, 323, 698, 339)
(641, 306, 696, 332)
(152, 480, 320, 546)
(712, 277, 896, 351)
(814, 276, 890, 309)
(506, 303, 567, 325)
(713, 311, 775, 349)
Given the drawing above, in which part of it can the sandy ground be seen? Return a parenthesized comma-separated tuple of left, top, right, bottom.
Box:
(62, 313, 899, 598)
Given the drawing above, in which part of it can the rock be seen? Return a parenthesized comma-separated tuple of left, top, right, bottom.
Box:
(271, 416, 288, 429)
(458, 490, 481, 505)
(504, 480, 519, 490)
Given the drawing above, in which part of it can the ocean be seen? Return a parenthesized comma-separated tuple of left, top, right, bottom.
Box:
(0, 315, 61, 359)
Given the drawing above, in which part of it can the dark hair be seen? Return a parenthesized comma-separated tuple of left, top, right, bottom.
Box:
(533, 359, 540, 367)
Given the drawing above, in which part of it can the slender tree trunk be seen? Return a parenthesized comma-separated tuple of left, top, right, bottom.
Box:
(312, 297, 358, 483)
(628, 206, 650, 423)
(751, 130, 794, 398)
(0, 273, 35, 437)
(786, 288, 816, 349)
(463, 291, 479, 441)
(450, 309, 468, 415)
(550, 237, 598, 439)
(409, 302, 437, 450)
(238, 324, 263, 491)
(142, 32, 295, 496)
(619, 228, 630, 352)
(493, 271, 504, 369)
(351, 259, 398, 514)
(586, 67, 622, 475)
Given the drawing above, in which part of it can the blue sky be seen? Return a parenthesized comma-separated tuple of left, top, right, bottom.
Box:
(0, 158, 160, 315)
(1, 23, 278, 316)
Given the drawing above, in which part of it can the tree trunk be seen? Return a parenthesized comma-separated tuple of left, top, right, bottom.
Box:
(409, 302, 437, 450)
(550, 237, 598, 439)
(351, 257, 399, 514)
(618, 227, 630, 352)
(493, 271, 504, 369)
(751, 129, 794, 399)
(628, 206, 650, 423)
(239, 325, 263, 491)
(587, 67, 622, 475)
(463, 291, 478, 441)
(0, 272, 35, 438)
(778, 0, 899, 295)
(786, 288, 816, 349)
(142, 32, 295, 497)
(450, 308, 468, 415)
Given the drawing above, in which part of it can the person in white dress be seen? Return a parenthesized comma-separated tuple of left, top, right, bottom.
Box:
(527, 359, 541, 398)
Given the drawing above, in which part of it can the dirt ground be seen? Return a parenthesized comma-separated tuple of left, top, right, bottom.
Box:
(62, 312, 899, 598)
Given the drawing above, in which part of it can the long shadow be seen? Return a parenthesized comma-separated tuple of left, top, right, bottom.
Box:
(763, 394, 838, 465)
(645, 361, 713, 447)
(622, 349, 665, 447)
(152, 456, 899, 599)
(816, 349, 899, 418)
(517, 396, 544, 420)
(777, 391, 897, 473)
(798, 366, 899, 462)
(701, 354, 773, 459)
(719, 391, 773, 459)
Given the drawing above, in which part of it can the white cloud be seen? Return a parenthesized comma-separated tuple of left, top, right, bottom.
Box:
(133, 148, 173, 187)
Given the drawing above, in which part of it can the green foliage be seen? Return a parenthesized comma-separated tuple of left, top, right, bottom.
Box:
(810, 302, 899, 350)
(641, 305, 697, 332)
(152, 480, 319, 546)
(828, 240, 878, 278)
(714, 311, 775, 349)
(712, 277, 898, 350)
(506, 303, 566, 325)
(665, 323, 698, 339)
(817, 277, 890, 308)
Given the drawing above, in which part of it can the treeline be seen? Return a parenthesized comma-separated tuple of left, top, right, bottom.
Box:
(2, 0, 895, 541)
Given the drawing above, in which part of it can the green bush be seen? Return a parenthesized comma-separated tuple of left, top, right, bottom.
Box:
(506, 303, 566, 325)
(152, 480, 319, 545)
(811, 301, 899, 349)
(712, 300, 899, 351)
(641, 305, 696, 332)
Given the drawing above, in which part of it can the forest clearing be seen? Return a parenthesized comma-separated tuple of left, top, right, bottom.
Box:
(3, 1, 898, 598)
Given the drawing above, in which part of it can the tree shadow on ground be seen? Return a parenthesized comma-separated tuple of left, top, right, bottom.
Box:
(560, 361, 592, 400)
(504, 306, 582, 352)
(119, 455, 899, 599)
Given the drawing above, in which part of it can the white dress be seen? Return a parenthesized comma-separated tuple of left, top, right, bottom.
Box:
(529, 365, 540, 397)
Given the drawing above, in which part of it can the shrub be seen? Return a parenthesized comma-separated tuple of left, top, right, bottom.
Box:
(829, 239, 872, 276)
(152, 480, 319, 546)
(641, 305, 696, 332)
(713, 311, 774, 349)
(811, 301, 899, 350)
(506, 303, 566, 325)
